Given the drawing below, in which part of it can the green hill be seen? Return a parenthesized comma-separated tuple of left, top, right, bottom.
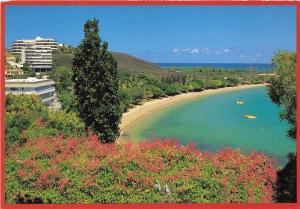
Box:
(112, 52, 163, 77)
(53, 53, 73, 70)
(53, 51, 164, 77)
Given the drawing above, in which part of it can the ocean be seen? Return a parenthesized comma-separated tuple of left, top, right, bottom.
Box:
(156, 63, 274, 71)
(123, 87, 295, 167)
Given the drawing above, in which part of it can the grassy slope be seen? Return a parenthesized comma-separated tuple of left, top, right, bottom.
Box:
(112, 52, 164, 77)
(53, 52, 164, 77)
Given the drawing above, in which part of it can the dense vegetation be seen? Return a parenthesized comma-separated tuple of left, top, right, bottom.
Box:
(268, 51, 296, 140)
(72, 19, 122, 143)
(267, 50, 296, 202)
(6, 136, 276, 203)
(118, 68, 267, 111)
(5, 94, 85, 152)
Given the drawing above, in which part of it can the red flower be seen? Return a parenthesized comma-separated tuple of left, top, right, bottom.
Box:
(35, 118, 44, 126)
(67, 139, 78, 150)
(128, 171, 135, 179)
(83, 177, 96, 187)
(89, 158, 100, 169)
(59, 178, 69, 192)
(17, 169, 26, 178)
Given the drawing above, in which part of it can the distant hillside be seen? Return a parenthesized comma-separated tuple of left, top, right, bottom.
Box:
(53, 51, 164, 77)
(53, 53, 73, 70)
(111, 52, 163, 77)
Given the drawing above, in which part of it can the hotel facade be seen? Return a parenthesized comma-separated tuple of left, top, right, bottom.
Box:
(10, 37, 58, 72)
(21, 45, 53, 72)
(11, 37, 58, 55)
(5, 77, 56, 105)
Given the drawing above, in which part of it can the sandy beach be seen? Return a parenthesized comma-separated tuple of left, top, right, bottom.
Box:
(119, 83, 267, 139)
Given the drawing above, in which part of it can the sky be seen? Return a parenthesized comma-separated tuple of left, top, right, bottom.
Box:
(5, 5, 296, 63)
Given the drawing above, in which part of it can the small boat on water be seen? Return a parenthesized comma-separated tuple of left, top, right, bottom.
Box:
(236, 99, 244, 105)
(244, 115, 256, 119)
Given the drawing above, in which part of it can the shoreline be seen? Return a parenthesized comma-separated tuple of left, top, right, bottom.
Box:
(118, 83, 267, 140)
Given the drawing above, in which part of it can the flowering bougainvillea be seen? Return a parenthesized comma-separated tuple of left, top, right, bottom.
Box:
(6, 135, 276, 203)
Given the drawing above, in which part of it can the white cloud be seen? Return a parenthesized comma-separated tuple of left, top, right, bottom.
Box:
(172, 47, 231, 56)
(200, 48, 209, 54)
(172, 48, 179, 53)
(223, 48, 230, 53)
(190, 49, 199, 54)
(172, 48, 199, 54)
(239, 55, 246, 58)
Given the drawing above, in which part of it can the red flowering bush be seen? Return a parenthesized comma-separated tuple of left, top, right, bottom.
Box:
(6, 135, 276, 203)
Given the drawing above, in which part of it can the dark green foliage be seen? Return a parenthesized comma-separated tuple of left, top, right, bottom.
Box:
(49, 67, 73, 93)
(49, 67, 76, 112)
(15, 193, 45, 204)
(163, 83, 182, 96)
(267, 51, 296, 203)
(59, 91, 77, 113)
(268, 51, 296, 140)
(72, 18, 122, 143)
(275, 153, 296, 202)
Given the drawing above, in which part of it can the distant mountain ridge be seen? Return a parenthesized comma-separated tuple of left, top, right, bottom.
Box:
(53, 51, 163, 77)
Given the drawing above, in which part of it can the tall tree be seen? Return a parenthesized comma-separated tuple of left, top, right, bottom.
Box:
(72, 18, 122, 143)
(267, 50, 296, 202)
(268, 50, 296, 140)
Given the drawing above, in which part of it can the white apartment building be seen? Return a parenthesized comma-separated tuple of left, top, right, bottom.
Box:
(35, 37, 59, 51)
(11, 36, 58, 55)
(21, 45, 53, 72)
(10, 40, 35, 55)
(11, 37, 58, 72)
(5, 77, 56, 105)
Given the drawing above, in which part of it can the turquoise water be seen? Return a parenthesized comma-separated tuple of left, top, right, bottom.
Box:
(123, 87, 296, 167)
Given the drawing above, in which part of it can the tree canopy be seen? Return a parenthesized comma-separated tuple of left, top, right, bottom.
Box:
(267, 50, 296, 203)
(268, 50, 296, 140)
(72, 18, 122, 143)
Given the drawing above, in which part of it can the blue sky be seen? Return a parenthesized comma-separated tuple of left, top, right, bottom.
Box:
(6, 5, 296, 63)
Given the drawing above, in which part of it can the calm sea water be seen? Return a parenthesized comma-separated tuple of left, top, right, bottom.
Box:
(156, 63, 274, 71)
(123, 87, 295, 167)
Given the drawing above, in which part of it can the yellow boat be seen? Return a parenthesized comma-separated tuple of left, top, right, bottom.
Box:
(244, 115, 256, 119)
(236, 100, 244, 105)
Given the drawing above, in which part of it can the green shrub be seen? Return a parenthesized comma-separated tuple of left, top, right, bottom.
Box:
(5, 94, 85, 151)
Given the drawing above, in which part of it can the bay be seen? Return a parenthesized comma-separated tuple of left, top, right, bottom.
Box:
(124, 87, 295, 167)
